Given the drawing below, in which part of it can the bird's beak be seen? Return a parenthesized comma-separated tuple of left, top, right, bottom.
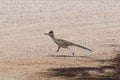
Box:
(44, 33, 49, 35)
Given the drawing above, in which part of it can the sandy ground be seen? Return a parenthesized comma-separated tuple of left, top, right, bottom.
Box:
(0, 0, 120, 80)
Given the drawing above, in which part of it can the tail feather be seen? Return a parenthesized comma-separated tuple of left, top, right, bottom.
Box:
(72, 43, 92, 51)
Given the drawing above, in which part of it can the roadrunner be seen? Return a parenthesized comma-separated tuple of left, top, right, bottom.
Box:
(44, 31, 92, 56)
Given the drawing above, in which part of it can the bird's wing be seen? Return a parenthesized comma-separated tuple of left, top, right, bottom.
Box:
(57, 39, 73, 46)
(57, 39, 92, 51)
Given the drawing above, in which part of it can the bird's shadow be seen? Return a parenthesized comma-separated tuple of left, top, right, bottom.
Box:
(47, 54, 91, 58)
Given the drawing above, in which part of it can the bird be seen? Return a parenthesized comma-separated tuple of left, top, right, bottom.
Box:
(44, 31, 92, 56)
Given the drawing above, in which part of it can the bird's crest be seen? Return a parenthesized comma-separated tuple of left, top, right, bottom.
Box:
(49, 31, 53, 34)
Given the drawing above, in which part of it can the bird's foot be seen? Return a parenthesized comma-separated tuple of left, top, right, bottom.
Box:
(55, 51, 58, 53)
(48, 54, 55, 57)
(72, 52, 75, 56)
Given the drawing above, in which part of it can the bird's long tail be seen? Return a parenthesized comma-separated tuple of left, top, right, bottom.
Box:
(72, 43, 92, 51)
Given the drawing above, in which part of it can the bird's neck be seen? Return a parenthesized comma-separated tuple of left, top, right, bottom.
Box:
(50, 35, 57, 43)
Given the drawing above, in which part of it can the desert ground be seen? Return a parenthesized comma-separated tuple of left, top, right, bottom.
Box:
(0, 0, 120, 80)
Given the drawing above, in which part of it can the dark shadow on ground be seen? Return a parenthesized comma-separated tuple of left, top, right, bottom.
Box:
(47, 66, 118, 80)
(30, 50, 120, 80)
(46, 51, 120, 80)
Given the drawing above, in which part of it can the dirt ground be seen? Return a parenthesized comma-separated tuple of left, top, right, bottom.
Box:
(0, 0, 120, 80)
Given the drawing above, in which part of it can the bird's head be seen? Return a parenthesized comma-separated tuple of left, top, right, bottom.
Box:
(44, 31, 54, 37)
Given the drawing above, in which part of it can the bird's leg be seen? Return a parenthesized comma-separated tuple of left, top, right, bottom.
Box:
(68, 47, 74, 56)
(56, 46, 61, 52)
